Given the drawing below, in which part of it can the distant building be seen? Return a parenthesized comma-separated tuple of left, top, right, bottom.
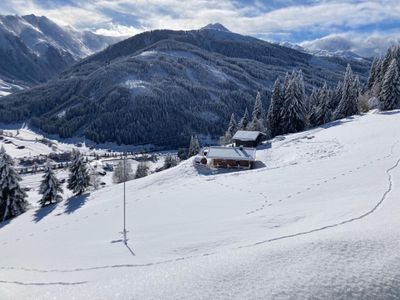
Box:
(206, 146, 256, 169)
(232, 130, 265, 148)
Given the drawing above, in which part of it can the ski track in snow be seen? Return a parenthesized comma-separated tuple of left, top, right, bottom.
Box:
(0, 280, 87, 286)
(1, 140, 399, 282)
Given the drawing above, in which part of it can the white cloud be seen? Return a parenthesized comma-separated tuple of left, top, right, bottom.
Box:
(1, 0, 400, 56)
(300, 31, 400, 57)
(94, 23, 144, 37)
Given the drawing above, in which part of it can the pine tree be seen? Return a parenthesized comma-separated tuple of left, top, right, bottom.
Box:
(135, 162, 149, 179)
(237, 108, 250, 130)
(39, 163, 63, 207)
(188, 135, 200, 157)
(113, 160, 134, 184)
(334, 64, 359, 120)
(0, 146, 28, 222)
(67, 150, 90, 195)
(266, 77, 284, 138)
(380, 59, 400, 111)
(220, 113, 237, 145)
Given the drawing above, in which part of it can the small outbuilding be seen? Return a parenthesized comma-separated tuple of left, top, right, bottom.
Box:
(206, 146, 256, 169)
(232, 130, 265, 148)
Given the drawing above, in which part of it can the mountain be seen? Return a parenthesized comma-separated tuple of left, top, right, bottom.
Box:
(2, 112, 400, 299)
(279, 41, 368, 61)
(0, 24, 371, 147)
(0, 14, 120, 95)
(300, 35, 372, 60)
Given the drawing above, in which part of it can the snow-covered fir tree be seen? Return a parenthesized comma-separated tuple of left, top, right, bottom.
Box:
(379, 59, 400, 111)
(307, 88, 319, 114)
(248, 92, 265, 131)
(135, 162, 149, 179)
(330, 81, 343, 111)
(39, 163, 63, 207)
(67, 150, 90, 195)
(266, 77, 284, 138)
(309, 83, 333, 127)
(220, 113, 237, 145)
(112, 160, 134, 184)
(188, 135, 200, 157)
(334, 64, 359, 120)
(281, 71, 307, 134)
(368, 57, 382, 90)
(237, 108, 250, 130)
(0, 146, 28, 222)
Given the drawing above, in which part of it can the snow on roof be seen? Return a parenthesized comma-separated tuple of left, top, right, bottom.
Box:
(206, 146, 256, 161)
(232, 130, 263, 141)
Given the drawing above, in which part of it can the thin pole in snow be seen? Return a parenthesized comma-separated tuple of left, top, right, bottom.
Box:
(123, 152, 127, 244)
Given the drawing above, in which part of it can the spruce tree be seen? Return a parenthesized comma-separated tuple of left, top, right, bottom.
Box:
(309, 83, 332, 127)
(0, 146, 28, 222)
(220, 113, 237, 145)
(39, 163, 63, 207)
(380, 59, 400, 111)
(334, 64, 359, 120)
(237, 108, 250, 130)
(307, 88, 319, 113)
(282, 74, 306, 133)
(368, 57, 381, 90)
(249, 92, 265, 131)
(330, 81, 343, 111)
(188, 136, 200, 157)
(67, 150, 90, 195)
(266, 77, 284, 138)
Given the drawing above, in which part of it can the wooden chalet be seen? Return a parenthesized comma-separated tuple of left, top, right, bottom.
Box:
(206, 146, 256, 169)
(232, 130, 265, 148)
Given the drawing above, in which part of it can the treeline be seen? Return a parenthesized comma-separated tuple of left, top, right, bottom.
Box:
(221, 65, 362, 141)
(367, 45, 400, 110)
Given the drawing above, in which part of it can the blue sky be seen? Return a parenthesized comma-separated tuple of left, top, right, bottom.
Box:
(1, 0, 400, 56)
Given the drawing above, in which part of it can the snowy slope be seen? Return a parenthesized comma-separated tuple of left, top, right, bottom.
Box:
(1, 111, 400, 299)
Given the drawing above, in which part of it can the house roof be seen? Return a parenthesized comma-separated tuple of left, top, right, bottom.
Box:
(206, 146, 256, 161)
(232, 130, 263, 141)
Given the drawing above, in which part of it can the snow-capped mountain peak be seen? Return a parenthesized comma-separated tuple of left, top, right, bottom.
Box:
(201, 23, 231, 32)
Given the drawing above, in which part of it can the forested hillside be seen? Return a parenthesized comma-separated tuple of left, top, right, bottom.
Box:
(0, 25, 371, 147)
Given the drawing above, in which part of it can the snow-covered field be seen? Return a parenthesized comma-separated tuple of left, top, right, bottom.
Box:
(1, 111, 400, 299)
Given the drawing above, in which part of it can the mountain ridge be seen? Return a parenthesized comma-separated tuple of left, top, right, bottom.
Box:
(0, 26, 372, 146)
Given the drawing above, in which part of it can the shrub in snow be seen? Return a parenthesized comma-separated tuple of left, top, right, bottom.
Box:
(0, 146, 28, 222)
(135, 162, 149, 179)
(113, 160, 134, 184)
(39, 163, 63, 207)
(163, 155, 179, 169)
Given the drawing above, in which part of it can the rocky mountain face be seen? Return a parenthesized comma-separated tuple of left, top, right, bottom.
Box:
(0, 14, 120, 95)
(0, 24, 371, 147)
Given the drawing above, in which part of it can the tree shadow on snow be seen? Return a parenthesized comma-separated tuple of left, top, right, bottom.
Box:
(0, 219, 11, 230)
(64, 193, 90, 215)
(379, 110, 400, 116)
(33, 203, 58, 223)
